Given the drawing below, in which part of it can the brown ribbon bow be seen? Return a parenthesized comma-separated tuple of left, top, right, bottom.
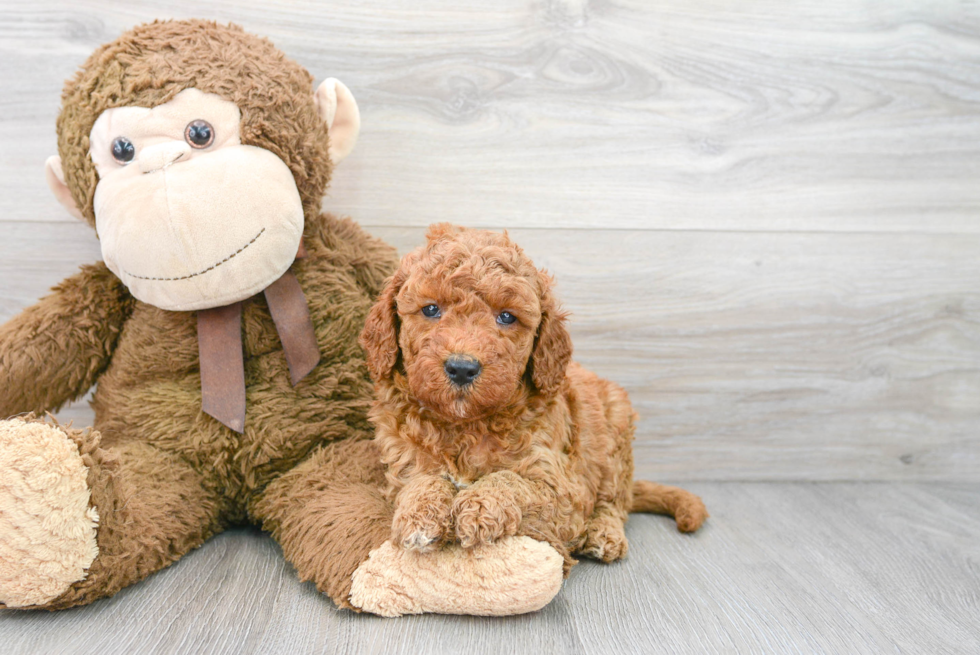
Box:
(196, 242, 319, 432)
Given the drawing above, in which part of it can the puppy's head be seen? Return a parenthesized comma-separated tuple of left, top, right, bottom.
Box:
(360, 224, 572, 421)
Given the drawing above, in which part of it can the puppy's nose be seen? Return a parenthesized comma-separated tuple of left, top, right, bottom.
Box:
(444, 355, 482, 387)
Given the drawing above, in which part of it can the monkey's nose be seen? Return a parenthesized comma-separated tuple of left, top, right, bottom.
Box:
(444, 355, 482, 387)
(139, 142, 192, 174)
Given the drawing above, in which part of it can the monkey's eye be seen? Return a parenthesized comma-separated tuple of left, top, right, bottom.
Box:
(421, 304, 441, 318)
(185, 120, 214, 148)
(111, 137, 135, 164)
(497, 311, 517, 325)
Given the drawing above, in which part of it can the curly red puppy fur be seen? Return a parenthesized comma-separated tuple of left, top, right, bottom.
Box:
(359, 224, 707, 571)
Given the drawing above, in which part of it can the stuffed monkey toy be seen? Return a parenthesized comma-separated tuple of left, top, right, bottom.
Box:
(0, 20, 564, 616)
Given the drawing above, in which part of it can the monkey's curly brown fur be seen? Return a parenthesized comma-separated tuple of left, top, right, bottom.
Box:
(360, 225, 708, 572)
(0, 20, 399, 611)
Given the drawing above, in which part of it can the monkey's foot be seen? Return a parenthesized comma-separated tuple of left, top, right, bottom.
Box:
(348, 536, 563, 617)
(0, 417, 99, 608)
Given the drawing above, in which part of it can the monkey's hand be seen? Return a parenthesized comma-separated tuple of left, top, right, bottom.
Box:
(349, 536, 564, 617)
(0, 262, 132, 416)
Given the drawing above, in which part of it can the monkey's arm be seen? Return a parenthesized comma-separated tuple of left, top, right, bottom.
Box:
(350, 229, 400, 298)
(0, 262, 133, 416)
(312, 213, 399, 298)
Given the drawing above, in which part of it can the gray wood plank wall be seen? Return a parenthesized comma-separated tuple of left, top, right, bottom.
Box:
(1, 1, 978, 481)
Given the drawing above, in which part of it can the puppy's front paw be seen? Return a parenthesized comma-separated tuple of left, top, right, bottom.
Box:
(391, 495, 453, 553)
(452, 486, 522, 549)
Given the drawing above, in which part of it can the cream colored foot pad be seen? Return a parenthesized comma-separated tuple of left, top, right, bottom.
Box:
(0, 419, 99, 608)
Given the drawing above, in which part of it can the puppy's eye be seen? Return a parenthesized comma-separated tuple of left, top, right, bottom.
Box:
(185, 120, 214, 148)
(111, 137, 135, 164)
(497, 311, 517, 325)
(421, 304, 441, 318)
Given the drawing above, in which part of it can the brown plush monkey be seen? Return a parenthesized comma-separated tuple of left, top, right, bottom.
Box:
(0, 20, 563, 616)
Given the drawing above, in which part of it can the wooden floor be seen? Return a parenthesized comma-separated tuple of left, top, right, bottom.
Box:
(1, 482, 977, 654)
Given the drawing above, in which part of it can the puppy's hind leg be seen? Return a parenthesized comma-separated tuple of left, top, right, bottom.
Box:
(580, 503, 630, 563)
(580, 377, 634, 563)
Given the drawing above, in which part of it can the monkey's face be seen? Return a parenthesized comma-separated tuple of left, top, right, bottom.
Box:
(86, 88, 303, 311)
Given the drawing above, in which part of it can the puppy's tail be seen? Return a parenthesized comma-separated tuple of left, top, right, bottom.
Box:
(631, 480, 708, 533)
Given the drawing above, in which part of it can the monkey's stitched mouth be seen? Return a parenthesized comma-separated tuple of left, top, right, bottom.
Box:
(120, 228, 265, 281)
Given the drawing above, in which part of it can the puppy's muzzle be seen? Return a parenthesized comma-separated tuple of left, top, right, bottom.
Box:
(444, 354, 481, 387)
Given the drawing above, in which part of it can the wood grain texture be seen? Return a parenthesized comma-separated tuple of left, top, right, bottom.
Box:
(2, 3, 978, 652)
(4, 222, 976, 481)
(1, 1, 979, 231)
(1, 482, 977, 654)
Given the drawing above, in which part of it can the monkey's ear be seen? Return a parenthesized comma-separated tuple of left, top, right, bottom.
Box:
(44, 156, 85, 222)
(314, 78, 360, 164)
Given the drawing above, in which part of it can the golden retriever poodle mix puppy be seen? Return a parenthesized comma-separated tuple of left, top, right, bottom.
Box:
(359, 224, 707, 572)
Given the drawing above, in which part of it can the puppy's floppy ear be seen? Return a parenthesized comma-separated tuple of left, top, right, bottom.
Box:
(359, 269, 405, 382)
(529, 272, 573, 396)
